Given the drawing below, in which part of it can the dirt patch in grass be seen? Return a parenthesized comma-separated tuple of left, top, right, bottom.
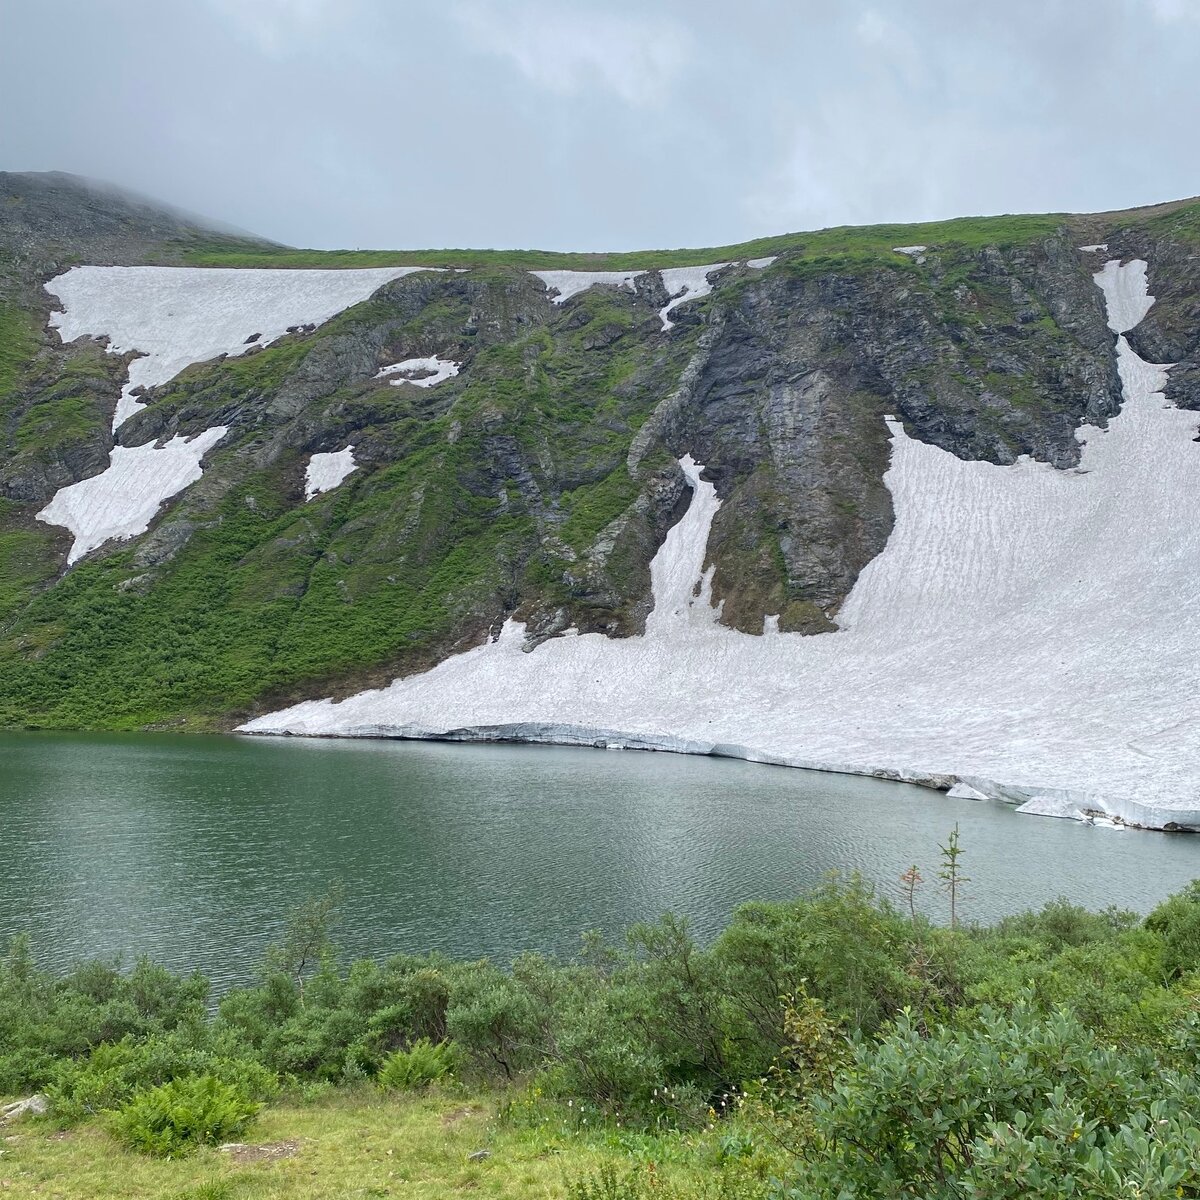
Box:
(218, 1138, 302, 1163)
(441, 1105, 482, 1127)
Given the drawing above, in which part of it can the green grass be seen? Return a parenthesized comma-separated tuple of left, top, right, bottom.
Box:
(1136, 198, 1200, 244)
(0, 449, 532, 728)
(0, 1087, 745, 1200)
(0, 299, 39, 405)
(558, 467, 642, 552)
(0, 501, 62, 626)
(183, 211, 1071, 272)
(14, 394, 102, 453)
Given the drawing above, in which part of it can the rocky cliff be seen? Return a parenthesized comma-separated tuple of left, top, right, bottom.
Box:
(2, 173, 1199, 827)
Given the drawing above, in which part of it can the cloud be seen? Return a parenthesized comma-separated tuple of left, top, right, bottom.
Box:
(452, 0, 695, 108)
(1143, 0, 1200, 20)
(203, 0, 350, 55)
(853, 6, 937, 95)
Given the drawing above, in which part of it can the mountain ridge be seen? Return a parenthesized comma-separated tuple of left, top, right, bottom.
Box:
(2, 171, 1199, 828)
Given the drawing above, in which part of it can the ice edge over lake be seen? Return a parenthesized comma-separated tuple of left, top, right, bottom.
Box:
(241, 256, 1200, 830)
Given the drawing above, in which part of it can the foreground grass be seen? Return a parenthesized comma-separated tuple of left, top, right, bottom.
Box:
(0, 1088, 735, 1200)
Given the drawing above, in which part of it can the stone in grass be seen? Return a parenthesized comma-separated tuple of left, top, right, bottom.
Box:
(219, 1139, 302, 1163)
(0, 1096, 47, 1124)
(468, 1149, 492, 1162)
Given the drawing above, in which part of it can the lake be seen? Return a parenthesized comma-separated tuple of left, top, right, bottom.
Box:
(1, 731, 1197, 989)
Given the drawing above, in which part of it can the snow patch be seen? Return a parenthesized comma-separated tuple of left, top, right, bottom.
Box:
(242, 257, 1200, 832)
(534, 260, 770, 325)
(1093, 257, 1155, 332)
(658, 264, 728, 331)
(893, 245, 927, 255)
(1079, 243, 1109, 253)
(37, 428, 228, 564)
(376, 356, 460, 387)
(46, 266, 439, 430)
(305, 446, 357, 501)
(644, 455, 721, 637)
(533, 270, 644, 304)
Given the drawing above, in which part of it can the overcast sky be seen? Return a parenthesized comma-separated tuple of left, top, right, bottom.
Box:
(2, 0, 1198, 251)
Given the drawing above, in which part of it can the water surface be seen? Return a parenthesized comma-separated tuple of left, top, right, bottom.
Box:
(0, 731, 1196, 988)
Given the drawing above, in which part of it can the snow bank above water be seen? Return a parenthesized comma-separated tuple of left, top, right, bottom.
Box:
(243, 256, 1200, 832)
(304, 446, 357, 501)
(46, 266, 438, 430)
(37, 428, 228, 563)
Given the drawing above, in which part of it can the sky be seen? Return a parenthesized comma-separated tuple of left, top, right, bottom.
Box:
(1, 0, 1198, 252)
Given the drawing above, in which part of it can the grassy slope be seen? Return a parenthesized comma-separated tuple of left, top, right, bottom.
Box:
(183, 212, 1070, 271)
(0, 1088, 739, 1200)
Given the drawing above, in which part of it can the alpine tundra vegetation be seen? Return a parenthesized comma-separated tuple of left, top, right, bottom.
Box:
(5, 879, 1200, 1197)
(3, 172, 1200, 830)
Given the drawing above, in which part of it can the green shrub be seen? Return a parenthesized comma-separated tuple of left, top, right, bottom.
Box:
(377, 1038, 460, 1091)
(111, 1075, 259, 1157)
(47, 1034, 277, 1126)
(794, 1002, 1200, 1198)
(1146, 880, 1200, 979)
(567, 1163, 650, 1200)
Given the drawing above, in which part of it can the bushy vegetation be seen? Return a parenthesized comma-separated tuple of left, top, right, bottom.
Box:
(0, 299, 38, 404)
(377, 1039, 460, 1091)
(109, 1074, 260, 1157)
(4, 870, 1200, 1193)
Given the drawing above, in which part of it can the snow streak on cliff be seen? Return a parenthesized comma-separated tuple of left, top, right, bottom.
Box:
(242, 258, 1200, 831)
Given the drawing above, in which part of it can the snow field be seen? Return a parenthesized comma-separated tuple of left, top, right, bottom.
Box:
(242, 257, 1200, 830)
(46, 266, 439, 430)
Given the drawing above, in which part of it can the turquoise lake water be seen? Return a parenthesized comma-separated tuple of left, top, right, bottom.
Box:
(1, 731, 1196, 988)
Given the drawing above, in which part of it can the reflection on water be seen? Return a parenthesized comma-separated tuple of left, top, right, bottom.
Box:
(0, 731, 1196, 988)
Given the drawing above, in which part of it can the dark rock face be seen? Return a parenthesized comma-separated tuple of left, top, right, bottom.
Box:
(668, 234, 1120, 631)
(1111, 220, 1200, 412)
